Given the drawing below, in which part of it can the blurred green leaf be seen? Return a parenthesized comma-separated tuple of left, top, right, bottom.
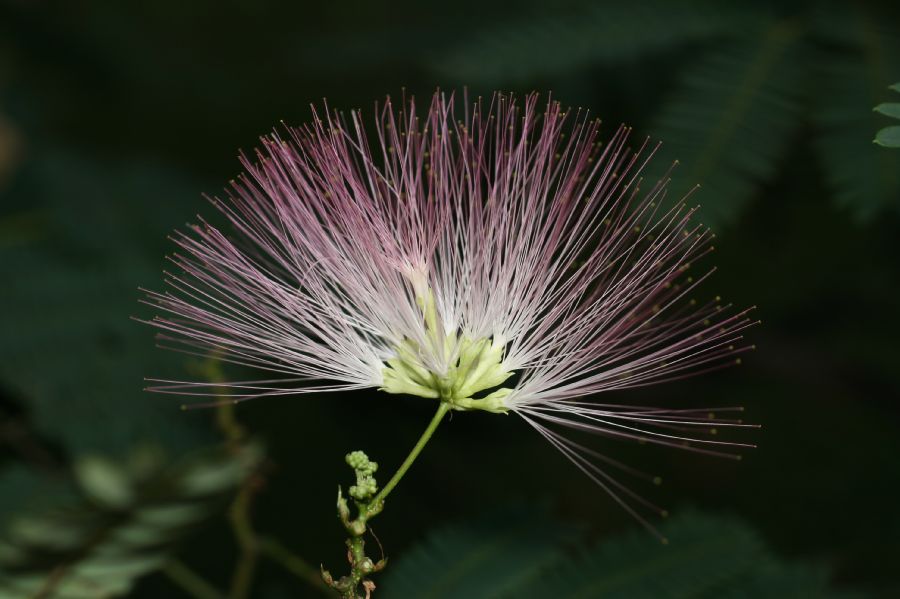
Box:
(132, 504, 209, 531)
(0, 443, 260, 598)
(383, 510, 858, 598)
(647, 22, 804, 227)
(873, 103, 900, 120)
(7, 515, 90, 552)
(74, 455, 134, 510)
(874, 125, 900, 147)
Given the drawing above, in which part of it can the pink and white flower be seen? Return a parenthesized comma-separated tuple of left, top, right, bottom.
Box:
(143, 91, 756, 526)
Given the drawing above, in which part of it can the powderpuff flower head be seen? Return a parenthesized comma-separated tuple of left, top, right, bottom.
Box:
(144, 91, 756, 526)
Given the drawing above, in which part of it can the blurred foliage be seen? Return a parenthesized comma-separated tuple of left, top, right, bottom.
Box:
(0, 444, 260, 598)
(381, 506, 582, 598)
(382, 509, 857, 598)
(431, 3, 762, 84)
(873, 82, 900, 147)
(0, 150, 210, 455)
(0, 0, 898, 596)
(436, 0, 900, 224)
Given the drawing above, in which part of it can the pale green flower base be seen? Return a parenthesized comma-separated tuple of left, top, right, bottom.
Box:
(379, 288, 513, 414)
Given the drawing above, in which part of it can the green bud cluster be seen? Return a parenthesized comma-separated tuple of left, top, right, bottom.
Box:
(346, 451, 378, 501)
(328, 451, 387, 597)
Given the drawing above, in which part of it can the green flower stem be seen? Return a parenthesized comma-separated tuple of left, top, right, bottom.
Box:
(228, 481, 259, 599)
(370, 401, 450, 509)
(322, 401, 452, 597)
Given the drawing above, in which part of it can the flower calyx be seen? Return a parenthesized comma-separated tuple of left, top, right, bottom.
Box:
(380, 334, 512, 413)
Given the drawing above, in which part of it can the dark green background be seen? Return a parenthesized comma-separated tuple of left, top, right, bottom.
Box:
(1, 0, 899, 596)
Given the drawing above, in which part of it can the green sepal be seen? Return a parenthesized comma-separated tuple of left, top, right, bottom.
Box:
(380, 368, 440, 398)
(452, 388, 512, 414)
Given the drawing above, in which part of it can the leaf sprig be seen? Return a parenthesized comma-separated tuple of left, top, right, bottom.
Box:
(0, 444, 261, 599)
(874, 82, 900, 147)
